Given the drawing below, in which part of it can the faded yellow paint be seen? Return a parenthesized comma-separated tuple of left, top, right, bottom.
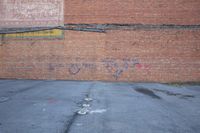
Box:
(2, 29, 63, 39)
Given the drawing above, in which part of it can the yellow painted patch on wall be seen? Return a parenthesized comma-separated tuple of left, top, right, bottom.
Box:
(2, 29, 64, 39)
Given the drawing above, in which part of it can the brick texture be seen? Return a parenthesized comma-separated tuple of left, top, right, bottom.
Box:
(0, 0, 200, 82)
(64, 0, 200, 25)
(0, 30, 200, 82)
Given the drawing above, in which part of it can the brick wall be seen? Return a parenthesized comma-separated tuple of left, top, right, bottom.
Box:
(64, 0, 200, 24)
(0, 0, 200, 82)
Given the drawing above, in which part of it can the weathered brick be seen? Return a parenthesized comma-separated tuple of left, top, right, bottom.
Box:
(0, 30, 199, 82)
(64, 0, 200, 24)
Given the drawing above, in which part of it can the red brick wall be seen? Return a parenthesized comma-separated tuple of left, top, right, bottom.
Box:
(0, 0, 200, 82)
(0, 30, 199, 82)
(64, 0, 200, 24)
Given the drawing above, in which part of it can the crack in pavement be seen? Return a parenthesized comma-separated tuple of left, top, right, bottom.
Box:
(8, 81, 46, 94)
(153, 89, 195, 99)
(63, 83, 95, 133)
(64, 113, 79, 133)
(0, 81, 47, 103)
(0, 80, 20, 85)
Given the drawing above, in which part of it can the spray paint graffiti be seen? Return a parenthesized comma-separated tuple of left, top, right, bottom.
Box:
(135, 64, 151, 71)
(48, 62, 96, 75)
(102, 58, 140, 80)
(68, 64, 81, 75)
(6, 57, 150, 80)
(68, 63, 96, 75)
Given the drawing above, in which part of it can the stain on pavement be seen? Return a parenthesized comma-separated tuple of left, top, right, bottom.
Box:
(153, 89, 194, 99)
(134, 88, 161, 99)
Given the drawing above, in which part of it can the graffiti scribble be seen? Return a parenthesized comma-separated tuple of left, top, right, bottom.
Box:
(68, 64, 81, 75)
(102, 58, 140, 80)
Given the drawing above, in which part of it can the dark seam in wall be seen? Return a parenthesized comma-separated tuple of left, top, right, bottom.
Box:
(65, 23, 200, 30)
(0, 34, 5, 45)
(1, 24, 200, 34)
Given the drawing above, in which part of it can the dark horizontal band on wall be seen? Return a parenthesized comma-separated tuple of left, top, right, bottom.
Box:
(1, 24, 200, 34)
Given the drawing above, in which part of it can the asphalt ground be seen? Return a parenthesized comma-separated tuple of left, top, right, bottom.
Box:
(0, 80, 199, 133)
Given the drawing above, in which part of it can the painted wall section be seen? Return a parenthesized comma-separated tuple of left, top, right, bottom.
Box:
(2, 30, 63, 39)
(0, 0, 64, 28)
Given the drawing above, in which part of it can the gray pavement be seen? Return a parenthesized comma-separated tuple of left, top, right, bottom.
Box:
(0, 80, 199, 133)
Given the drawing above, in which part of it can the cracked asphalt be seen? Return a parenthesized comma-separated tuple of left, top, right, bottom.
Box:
(0, 80, 200, 133)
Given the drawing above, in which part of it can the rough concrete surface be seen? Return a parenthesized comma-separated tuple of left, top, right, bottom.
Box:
(0, 80, 199, 133)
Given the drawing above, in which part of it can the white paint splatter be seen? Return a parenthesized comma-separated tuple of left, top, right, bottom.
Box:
(77, 108, 89, 115)
(89, 109, 107, 114)
(82, 104, 90, 107)
(84, 97, 93, 102)
(76, 123, 83, 126)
